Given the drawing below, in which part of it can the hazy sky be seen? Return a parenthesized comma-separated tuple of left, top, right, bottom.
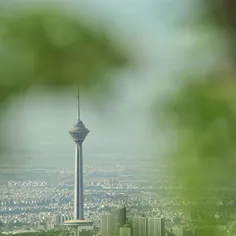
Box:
(0, 0, 201, 167)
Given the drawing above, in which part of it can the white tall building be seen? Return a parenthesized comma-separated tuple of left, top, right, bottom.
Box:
(52, 214, 60, 225)
(111, 206, 126, 236)
(172, 226, 184, 236)
(120, 225, 131, 236)
(147, 218, 164, 236)
(100, 206, 126, 236)
(132, 217, 147, 236)
(100, 213, 111, 236)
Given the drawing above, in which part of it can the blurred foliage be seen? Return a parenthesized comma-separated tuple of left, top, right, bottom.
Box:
(160, 0, 236, 232)
(159, 78, 236, 236)
(200, 0, 236, 64)
(0, 3, 130, 104)
(162, 78, 236, 190)
(203, 0, 236, 31)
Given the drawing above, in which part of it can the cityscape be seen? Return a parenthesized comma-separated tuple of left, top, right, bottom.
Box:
(1, 164, 236, 236)
(0, 91, 236, 236)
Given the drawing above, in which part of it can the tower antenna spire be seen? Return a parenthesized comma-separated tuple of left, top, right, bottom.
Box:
(77, 85, 80, 120)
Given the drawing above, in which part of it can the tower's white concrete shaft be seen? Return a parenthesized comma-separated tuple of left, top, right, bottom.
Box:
(69, 88, 89, 220)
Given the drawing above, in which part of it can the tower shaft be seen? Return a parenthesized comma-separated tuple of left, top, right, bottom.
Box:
(74, 143, 84, 220)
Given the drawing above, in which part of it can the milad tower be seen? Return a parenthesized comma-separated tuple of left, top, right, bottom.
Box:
(64, 87, 93, 230)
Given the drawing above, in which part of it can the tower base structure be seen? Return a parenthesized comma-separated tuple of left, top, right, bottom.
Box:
(64, 219, 93, 231)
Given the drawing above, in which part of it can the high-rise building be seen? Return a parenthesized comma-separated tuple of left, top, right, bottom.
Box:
(132, 217, 147, 236)
(100, 213, 111, 236)
(172, 226, 184, 236)
(147, 218, 165, 236)
(46, 223, 55, 230)
(111, 206, 126, 236)
(52, 214, 60, 225)
(60, 216, 65, 224)
(100, 206, 126, 236)
(120, 225, 131, 236)
(64, 88, 93, 230)
(69, 87, 89, 220)
(184, 229, 194, 236)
